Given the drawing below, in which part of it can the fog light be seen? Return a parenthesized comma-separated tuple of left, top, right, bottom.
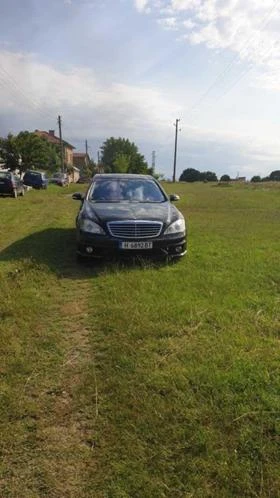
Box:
(86, 246, 93, 254)
(175, 246, 182, 253)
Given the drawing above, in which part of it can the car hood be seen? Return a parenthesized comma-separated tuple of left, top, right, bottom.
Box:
(80, 200, 181, 226)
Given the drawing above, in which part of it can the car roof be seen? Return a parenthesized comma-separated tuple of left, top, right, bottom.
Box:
(25, 170, 43, 174)
(93, 174, 154, 180)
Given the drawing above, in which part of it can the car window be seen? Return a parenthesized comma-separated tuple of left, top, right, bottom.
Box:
(90, 179, 166, 203)
(0, 172, 11, 179)
(24, 171, 41, 178)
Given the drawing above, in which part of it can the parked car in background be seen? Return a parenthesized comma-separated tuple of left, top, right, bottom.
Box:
(23, 170, 48, 189)
(0, 171, 25, 198)
(77, 176, 91, 184)
(72, 173, 187, 261)
(49, 172, 69, 187)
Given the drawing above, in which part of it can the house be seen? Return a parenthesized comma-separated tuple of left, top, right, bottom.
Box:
(34, 129, 75, 167)
(73, 152, 90, 172)
(231, 176, 246, 183)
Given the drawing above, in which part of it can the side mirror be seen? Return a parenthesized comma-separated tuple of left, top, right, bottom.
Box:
(169, 194, 180, 202)
(72, 192, 85, 201)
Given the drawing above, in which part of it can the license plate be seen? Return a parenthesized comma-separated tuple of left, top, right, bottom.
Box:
(120, 241, 153, 250)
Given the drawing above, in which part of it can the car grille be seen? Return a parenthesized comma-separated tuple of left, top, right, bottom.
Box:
(107, 221, 163, 239)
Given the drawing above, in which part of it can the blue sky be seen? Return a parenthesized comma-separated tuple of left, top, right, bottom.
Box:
(1, 0, 280, 179)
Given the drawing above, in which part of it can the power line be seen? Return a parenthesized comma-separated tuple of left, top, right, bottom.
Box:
(0, 57, 83, 148)
(152, 150, 156, 170)
(0, 66, 55, 120)
(185, 0, 280, 118)
(216, 35, 280, 102)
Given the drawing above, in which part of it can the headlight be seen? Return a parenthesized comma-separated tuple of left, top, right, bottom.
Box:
(80, 218, 105, 234)
(164, 218, 185, 235)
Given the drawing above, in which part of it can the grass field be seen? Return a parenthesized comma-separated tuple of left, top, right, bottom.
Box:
(0, 181, 279, 498)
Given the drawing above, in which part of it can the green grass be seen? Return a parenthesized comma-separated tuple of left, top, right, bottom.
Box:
(0, 182, 279, 497)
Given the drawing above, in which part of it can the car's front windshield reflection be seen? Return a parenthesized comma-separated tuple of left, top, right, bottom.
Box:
(89, 179, 166, 203)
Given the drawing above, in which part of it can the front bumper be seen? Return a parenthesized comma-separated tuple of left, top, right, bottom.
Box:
(77, 230, 187, 259)
(0, 188, 14, 196)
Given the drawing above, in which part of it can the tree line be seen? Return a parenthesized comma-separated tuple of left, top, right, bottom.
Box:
(179, 168, 218, 182)
(0, 133, 153, 177)
(3, 132, 278, 181)
(251, 171, 280, 182)
(179, 168, 280, 182)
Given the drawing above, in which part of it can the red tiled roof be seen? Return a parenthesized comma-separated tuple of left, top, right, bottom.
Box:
(34, 130, 75, 149)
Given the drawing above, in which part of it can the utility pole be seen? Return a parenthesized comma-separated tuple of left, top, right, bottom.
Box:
(85, 139, 88, 156)
(172, 118, 180, 183)
(152, 150, 156, 171)
(58, 115, 64, 173)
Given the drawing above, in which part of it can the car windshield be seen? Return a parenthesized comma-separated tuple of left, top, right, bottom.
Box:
(89, 179, 166, 203)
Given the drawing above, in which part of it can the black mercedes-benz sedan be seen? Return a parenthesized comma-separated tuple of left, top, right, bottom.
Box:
(72, 174, 187, 261)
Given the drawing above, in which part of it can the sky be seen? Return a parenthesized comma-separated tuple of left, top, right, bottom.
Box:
(1, 0, 280, 179)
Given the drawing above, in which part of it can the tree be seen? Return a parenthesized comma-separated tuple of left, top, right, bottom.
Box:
(220, 174, 230, 182)
(200, 171, 218, 182)
(100, 137, 151, 174)
(82, 159, 97, 178)
(251, 175, 262, 183)
(179, 168, 201, 182)
(269, 170, 280, 181)
(16, 131, 60, 173)
(179, 168, 217, 182)
(113, 153, 131, 173)
(0, 133, 20, 171)
(0, 132, 60, 174)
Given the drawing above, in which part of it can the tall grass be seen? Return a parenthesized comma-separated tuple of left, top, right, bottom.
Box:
(0, 182, 279, 497)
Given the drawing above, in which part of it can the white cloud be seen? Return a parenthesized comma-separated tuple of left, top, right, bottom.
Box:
(157, 16, 178, 29)
(135, 0, 280, 91)
(183, 18, 196, 29)
(134, 0, 149, 12)
(1, 48, 279, 178)
(0, 49, 181, 141)
(171, 0, 201, 10)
